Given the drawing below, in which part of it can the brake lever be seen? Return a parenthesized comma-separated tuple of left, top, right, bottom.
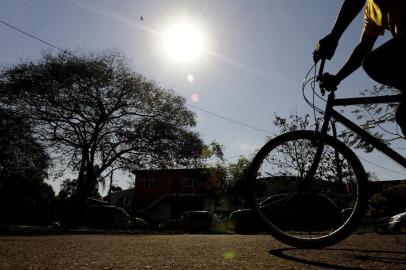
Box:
(317, 58, 326, 96)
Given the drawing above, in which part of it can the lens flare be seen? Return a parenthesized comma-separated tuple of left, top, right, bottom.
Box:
(223, 251, 236, 261)
(187, 74, 195, 83)
(191, 94, 200, 102)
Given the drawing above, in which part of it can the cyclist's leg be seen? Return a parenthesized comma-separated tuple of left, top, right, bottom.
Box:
(362, 32, 406, 135)
(362, 32, 406, 90)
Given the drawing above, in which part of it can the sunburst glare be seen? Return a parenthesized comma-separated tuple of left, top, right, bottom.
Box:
(163, 22, 204, 63)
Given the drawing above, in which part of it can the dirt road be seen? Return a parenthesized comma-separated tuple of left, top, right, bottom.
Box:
(0, 234, 405, 269)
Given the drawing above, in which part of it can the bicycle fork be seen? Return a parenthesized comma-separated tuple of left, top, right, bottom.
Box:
(301, 92, 336, 189)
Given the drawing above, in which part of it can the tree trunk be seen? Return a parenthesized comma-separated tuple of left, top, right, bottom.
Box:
(66, 147, 90, 226)
(76, 147, 90, 203)
(108, 171, 114, 196)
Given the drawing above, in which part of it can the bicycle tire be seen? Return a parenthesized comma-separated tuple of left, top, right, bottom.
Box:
(247, 130, 368, 248)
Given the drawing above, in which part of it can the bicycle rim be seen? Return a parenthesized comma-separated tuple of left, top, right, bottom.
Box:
(248, 130, 368, 248)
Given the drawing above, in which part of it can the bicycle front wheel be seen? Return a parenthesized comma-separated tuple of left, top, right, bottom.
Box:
(248, 130, 368, 248)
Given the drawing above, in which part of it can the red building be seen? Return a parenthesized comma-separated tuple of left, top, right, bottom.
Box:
(131, 168, 221, 224)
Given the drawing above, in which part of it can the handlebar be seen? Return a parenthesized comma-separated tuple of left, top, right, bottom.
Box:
(318, 59, 325, 78)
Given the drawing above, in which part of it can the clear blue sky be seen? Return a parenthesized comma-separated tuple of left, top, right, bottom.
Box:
(1, 0, 405, 192)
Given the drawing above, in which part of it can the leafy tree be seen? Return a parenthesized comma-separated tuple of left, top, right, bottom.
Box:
(193, 142, 226, 212)
(57, 179, 78, 201)
(339, 85, 404, 152)
(0, 51, 206, 208)
(227, 156, 251, 187)
(224, 156, 251, 207)
(197, 155, 252, 210)
(0, 108, 55, 225)
(196, 166, 227, 212)
(201, 141, 225, 161)
(58, 178, 101, 201)
(269, 113, 341, 180)
(273, 113, 313, 134)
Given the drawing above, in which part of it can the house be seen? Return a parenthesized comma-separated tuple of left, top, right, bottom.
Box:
(108, 168, 222, 224)
(132, 168, 221, 224)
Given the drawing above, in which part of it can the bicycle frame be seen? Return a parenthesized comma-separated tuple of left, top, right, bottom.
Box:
(304, 59, 406, 184)
(320, 92, 406, 168)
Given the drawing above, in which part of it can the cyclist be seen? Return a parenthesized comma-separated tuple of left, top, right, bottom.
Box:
(313, 0, 406, 136)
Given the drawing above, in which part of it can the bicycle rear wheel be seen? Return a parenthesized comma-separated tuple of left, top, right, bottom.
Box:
(248, 130, 368, 248)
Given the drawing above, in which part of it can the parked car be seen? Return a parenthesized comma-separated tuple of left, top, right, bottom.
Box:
(85, 205, 131, 229)
(388, 212, 406, 233)
(131, 217, 149, 230)
(227, 194, 292, 234)
(158, 211, 213, 233)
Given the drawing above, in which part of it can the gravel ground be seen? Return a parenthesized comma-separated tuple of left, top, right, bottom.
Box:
(0, 234, 405, 269)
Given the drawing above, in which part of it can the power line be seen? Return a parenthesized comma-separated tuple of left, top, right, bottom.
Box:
(187, 102, 273, 135)
(0, 18, 69, 54)
(358, 156, 406, 176)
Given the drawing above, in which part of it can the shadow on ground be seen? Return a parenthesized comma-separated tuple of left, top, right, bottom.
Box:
(269, 246, 406, 270)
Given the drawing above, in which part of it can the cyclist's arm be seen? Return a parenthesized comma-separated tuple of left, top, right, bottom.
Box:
(335, 34, 377, 82)
(315, 0, 366, 60)
(330, 0, 366, 40)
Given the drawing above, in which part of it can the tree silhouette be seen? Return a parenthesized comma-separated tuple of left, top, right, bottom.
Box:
(0, 108, 54, 224)
(0, 51, 205, 209)
(339, 85, 405, 152)
(269, 113, 342, 181)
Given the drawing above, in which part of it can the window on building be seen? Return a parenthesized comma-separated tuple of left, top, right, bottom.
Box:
(141, 178, 156, 188)
(185, 177, 199, 188)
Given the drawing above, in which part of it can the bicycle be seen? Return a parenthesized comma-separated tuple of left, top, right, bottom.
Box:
(247, 59, 406, 248)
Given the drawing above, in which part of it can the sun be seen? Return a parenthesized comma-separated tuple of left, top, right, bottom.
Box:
(163, 22, 204, 63)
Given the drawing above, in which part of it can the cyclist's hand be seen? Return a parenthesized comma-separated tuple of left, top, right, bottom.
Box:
(319, 73, 339, 92)
(313, 34, 339, 62)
